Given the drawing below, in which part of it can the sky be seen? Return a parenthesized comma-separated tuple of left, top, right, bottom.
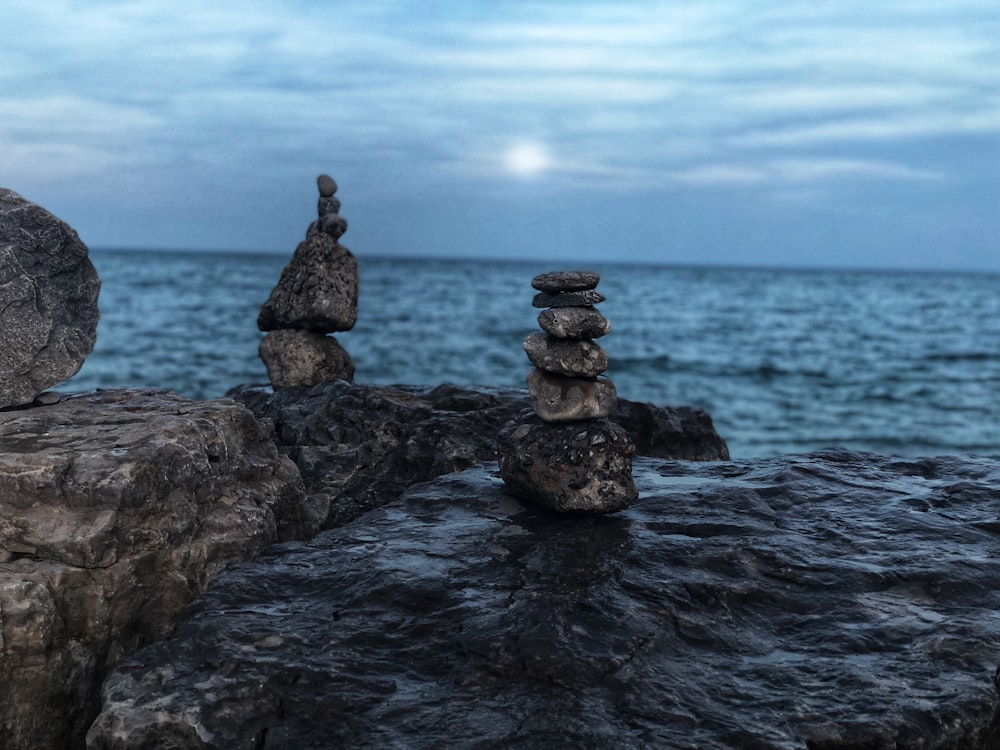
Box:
(1, 1, 998, 271)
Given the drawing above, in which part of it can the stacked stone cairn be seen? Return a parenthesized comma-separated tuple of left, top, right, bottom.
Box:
(498, 270, 638, 514)
(257, 174, 358, 388)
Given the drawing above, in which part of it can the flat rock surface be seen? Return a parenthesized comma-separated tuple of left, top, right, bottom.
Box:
(0, 389, 316, 750)
(87, 451, 1000, 749)
(0, 188, 101, 408)
(228, 381, 729, 527)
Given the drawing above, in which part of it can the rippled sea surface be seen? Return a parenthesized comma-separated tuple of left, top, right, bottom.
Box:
(66, 249, 999, 459)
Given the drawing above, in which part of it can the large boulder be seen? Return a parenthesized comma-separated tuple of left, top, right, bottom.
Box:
(228, 381, 729, 528)
(0, 389, 317, 750)
(0, 189, 100, 408)
(86, 451, 1000, 749)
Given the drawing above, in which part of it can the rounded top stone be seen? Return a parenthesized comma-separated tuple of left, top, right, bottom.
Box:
(531, 270, 600, 293)
(317, 174, 337, 197)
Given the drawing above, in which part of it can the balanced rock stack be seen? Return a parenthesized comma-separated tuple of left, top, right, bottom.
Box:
(498, 270, 638, 514)
(257, 174, 357, 388)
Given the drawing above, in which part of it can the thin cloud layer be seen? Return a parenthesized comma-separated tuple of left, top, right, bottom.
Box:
(0, 0, 997, 268)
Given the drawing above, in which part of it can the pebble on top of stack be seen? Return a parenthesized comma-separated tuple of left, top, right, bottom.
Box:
(498, 270, 638, 514)
(257, 174, 358, 388)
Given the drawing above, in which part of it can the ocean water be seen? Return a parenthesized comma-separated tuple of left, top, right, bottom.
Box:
(65, 249, 1000, 459)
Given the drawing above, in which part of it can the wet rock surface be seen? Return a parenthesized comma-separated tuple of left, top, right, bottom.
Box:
(228, 381, 729, 528)
(0, 189, 101, 408)
(87, 451, 1000, 749)
(0, 389, 316, 750)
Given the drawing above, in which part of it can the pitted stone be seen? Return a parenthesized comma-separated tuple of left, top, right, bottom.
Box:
(523, 332, 608, 378)
(258, 232, 358, 333)
(498, 415, 637, 514)
(538, 306, 611, 339)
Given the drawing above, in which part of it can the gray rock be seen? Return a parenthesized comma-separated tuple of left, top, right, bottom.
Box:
(523, 331, 608, 378)
(537, 306, 611, 339)
(319, 212, 347, 239)
(31, 390, 61, 406)
(531, 269, 600, 293)
(498, 415, 638, 513)
(317, 196, 341, 217)
(88, 450, 1000, 749)
(257, 232, 358, 333)
(259, 329, 354, 388)
(526, 367, 617, 422)
(533, 289, 605, 308)
(317, 173, 337, 197)
(227, 381, 729, 528)
(0, 389, 316, 750)
(0, 189, 101, 408)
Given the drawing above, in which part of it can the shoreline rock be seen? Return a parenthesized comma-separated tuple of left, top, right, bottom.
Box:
(0, 389, 318, 750)
(228, 380, 729, 528)
(86, 451, 1000, 749)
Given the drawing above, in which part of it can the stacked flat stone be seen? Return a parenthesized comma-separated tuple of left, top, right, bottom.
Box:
(257, 174, 357, 388)
(498, 270, 637, 514)
(525, 270, 616, 422)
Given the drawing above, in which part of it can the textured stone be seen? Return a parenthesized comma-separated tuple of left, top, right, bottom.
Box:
(319, 212, 347, 239)
(531, 270, 600, 293)
(0, 189, 101, 408)
(83, 452, 1000, 749)
(317, 174, 337, 197)
(537, 306, 611, 339)
(257, 232, 358, 333)
(523, 331, 608, 378)
(227, 381, 728, 528)
(526, 367, 617, 422)
(259, 329, 354, 388)
(533, 289, 605, 308)
(0, 389, 316, 750)
(498, 415, 638, 513)
(317, 196, 341, 217)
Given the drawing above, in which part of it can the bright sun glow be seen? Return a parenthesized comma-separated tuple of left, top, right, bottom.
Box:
(504, 141, 552, 177)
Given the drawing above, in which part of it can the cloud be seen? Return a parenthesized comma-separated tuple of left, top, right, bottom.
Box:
(0, 0, 996, 268)
(670, 158, 942, 187)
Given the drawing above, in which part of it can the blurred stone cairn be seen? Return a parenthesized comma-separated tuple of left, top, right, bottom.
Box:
(257, 174, 358, 387)
(498, 270, 638, 513)
(0, 188, 100, 409)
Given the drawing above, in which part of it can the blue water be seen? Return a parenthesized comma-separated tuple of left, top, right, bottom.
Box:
(65, 249, 1000, 459)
